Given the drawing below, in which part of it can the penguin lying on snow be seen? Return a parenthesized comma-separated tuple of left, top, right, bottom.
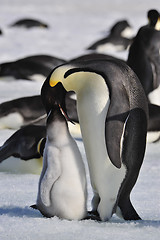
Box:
(9, 18, 49, 29)
(43, 58, 148, 221)
(33, 92, 87, 220)
(0, 125, 46, 162)
(0, 54, 66, 81)
(0, 125, 46, 174)
(0, 92, 78, 129)
(127, 9, 160, 100)
(87, 20, 133, 52)
(0, 95, 46, 129)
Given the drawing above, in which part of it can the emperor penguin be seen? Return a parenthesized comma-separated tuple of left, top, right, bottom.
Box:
(41, 58, 148, 221)
(87, 20, 133, 52)
(127, 9, 160, 101)
(35, 94, 87, 220)
(9, 18, 49, 29)
(0, 92, 78, 130)
(0, 54, 66, 81)
(0, 125, 46, 174)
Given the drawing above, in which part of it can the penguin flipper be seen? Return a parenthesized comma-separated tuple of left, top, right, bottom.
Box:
(0, 142, 17, 163)
(40, 150, 61, 206)
(105, 111, 129, 169)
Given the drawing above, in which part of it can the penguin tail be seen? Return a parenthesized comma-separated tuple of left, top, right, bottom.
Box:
(30, 204, 38, 209)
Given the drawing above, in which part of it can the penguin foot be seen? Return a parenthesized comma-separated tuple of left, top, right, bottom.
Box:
(30, 204, 38, 210)
(83, 211, 101, 221)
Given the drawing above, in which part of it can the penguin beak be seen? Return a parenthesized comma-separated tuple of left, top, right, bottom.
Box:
(55, 83, 75, 124)
(58, 104, 74, 123)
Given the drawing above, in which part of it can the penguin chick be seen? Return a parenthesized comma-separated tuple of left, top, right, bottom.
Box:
(36, 105, 87, 220)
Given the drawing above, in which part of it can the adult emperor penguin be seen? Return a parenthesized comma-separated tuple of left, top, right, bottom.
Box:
(0, 92, 78, 130)
(87, 20, 133, 52)
(42, 58, 148, 221)
(0, 54, 66, 81)
(9, 18, 49, 29)
(0, 125, 46, 174)
(127, 9, 160, 99)
(35, 95, 87, 220)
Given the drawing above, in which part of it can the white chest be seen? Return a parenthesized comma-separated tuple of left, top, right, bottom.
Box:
(76, 76, 126, 220)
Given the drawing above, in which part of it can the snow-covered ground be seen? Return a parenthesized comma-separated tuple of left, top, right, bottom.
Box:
(0, 0, 160, 239)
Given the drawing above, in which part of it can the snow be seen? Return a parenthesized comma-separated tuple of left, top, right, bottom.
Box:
(0, 0, 160, 239)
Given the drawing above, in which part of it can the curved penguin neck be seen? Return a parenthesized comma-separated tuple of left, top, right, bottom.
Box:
(72, 72, 111, 173)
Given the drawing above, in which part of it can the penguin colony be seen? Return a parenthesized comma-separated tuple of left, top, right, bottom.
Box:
(0, 9, 160, 221)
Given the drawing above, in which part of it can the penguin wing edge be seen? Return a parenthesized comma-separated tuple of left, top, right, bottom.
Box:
(105, 111, 129, 169)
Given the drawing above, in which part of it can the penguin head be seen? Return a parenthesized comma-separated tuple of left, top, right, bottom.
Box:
(147, 9, 160, 30)
(41, 63, 89, 125)
(41, 67, 75, 123)
(110, 20, 132, 37)
(41, 72, 66, 114)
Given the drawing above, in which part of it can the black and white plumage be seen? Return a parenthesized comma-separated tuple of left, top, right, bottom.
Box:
(41, 58, 148, 221)
(0, 91, 78, 130)
(9, 18, 49, 29)
(127, 9, 160, 99)
(0, 54, 66, 81)
(0, 90, 79, 173)
(87, 20, 133, 52)
(0, 95, 46, 129)
(0, 125, 46, 174)
(0, 125, 46, 162)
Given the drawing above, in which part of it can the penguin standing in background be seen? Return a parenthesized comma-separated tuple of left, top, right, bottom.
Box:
(127, 9, 160, 100)
(34, 88, 87, 220)
(87, 20, 133, 52)
(42, 58, 148, 221)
